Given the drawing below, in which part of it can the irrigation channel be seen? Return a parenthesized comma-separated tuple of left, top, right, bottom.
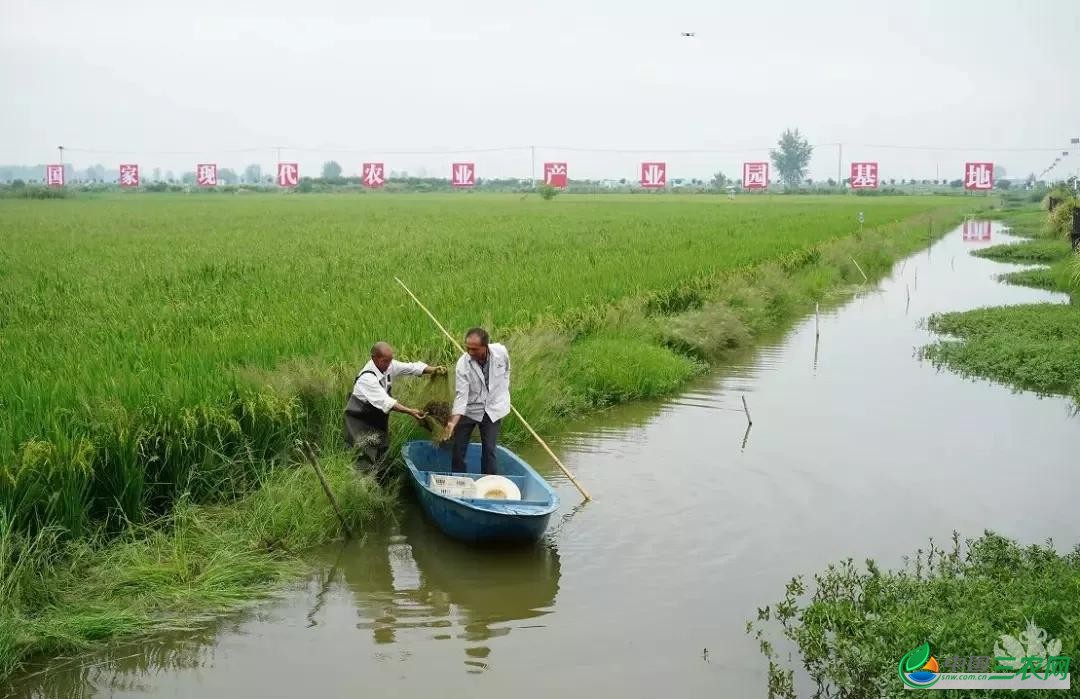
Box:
(9, 221, 1079, 698)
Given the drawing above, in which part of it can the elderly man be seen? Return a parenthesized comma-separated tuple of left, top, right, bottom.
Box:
(442, 328, 511, 475)
(344, 341, 445, 478)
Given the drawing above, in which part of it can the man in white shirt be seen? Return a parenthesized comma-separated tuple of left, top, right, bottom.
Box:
(442, 328, 511, 475)
(344, 341, 445, 478)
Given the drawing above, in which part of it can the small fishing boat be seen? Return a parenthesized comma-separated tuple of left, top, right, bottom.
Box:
(402, 440, 560, 545)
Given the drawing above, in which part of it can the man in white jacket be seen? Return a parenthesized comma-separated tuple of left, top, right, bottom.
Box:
(443, 327, 511, 475)
(344, 341, 445, 478)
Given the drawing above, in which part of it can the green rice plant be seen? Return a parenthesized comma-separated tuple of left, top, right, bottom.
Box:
(659, 302, 752, 361)
(240, 450, 396, 553)
(564, 335, 703, 407)
(0, 193, 982, 535)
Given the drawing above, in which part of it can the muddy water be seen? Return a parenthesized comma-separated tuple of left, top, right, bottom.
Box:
(10, 222, 1080, 699)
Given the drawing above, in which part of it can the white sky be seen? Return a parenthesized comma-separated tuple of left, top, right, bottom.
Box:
(2, 0, 1078, 181)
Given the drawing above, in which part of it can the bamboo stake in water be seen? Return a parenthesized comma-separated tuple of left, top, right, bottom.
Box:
(850, 257, 869, 283)
(815, 302, 820, 338)
(742, 395, 753, 426)
(393, 276, 592, 502)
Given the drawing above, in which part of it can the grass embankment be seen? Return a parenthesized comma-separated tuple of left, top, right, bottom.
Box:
(748, 532, 1080, 699)
(0, 194, 980, 680)
(922, 202, 1080, 405)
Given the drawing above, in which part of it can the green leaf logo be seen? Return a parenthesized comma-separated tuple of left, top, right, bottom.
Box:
(904, 642, 931, 673)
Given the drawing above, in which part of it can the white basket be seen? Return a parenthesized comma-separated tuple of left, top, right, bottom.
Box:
(429, 474, 476, 499)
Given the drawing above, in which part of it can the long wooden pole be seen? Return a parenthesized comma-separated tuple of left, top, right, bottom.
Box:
(394, 277, 592, 502)
(300, 442, 353, 539)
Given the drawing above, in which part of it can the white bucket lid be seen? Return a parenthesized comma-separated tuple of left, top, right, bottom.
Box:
(473, 475, 522, 501)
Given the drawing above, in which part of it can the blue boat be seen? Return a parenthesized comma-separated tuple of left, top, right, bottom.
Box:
(402, 440, 561, 545)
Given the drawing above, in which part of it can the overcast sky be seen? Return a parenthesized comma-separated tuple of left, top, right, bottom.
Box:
(2, 0, 1078, 181)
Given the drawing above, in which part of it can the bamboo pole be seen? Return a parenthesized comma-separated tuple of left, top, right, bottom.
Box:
(394, 277, 592, 502)
(299, 442, 353, 539)
(850, 257, 869, 283)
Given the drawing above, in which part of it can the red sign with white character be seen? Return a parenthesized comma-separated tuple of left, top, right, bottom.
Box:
(964, 162, 994, 191)
(544, 162, 568, 188)
(849, 162, 878, 189)
(196, 164, 218, 187)
(640, 162, 666, 188)
(362, 163, 385, 188)
(277, 163, 299, 187)
(46, 165, 65, 187)
(119, 164, 140, 188)
(451, 162, 475, 188)
(743, 162, 768, 190)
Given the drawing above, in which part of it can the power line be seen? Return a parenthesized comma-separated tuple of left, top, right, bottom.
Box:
(51, 142, 1070, 157)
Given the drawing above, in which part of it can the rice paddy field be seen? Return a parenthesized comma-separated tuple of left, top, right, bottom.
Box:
(0, 193, 981, 537)
(0, 191, 995, 682)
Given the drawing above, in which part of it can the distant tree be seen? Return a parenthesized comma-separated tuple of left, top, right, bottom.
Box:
(826, 178, 837, 187)
(218, 168, 239, 185)
(805, 178, 814, 186)
(243, 164, 262, 184)
(152, 167, 162, 182)
(769, 128, 814, 189)
(619, 178, 627, 185)
(181, 171, 196, 185)
(995, 165, 1007, 180)
(85, 164, 105, 182)
(949, 179, 963, 188)
(890, 178, 897, 186)
(710, 172, 730, 189)
(322, 160, 342, 179)
(996, 179, 1013, 190)
(166, 170, 175, 183)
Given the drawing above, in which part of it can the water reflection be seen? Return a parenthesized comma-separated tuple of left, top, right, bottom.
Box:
(325, 503, 561, 673)
(8, 502, 561, 697)
(11, 624, 226, 698)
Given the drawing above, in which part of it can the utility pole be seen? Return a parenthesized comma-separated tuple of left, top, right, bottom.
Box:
(531, 145, 536, 189)
(837, 143, 842, 188)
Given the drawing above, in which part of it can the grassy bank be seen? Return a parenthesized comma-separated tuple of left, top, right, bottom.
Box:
(921, 203, 1080, 406)
(747, 532, 1080, 699)
(0, 194, 982, 681)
